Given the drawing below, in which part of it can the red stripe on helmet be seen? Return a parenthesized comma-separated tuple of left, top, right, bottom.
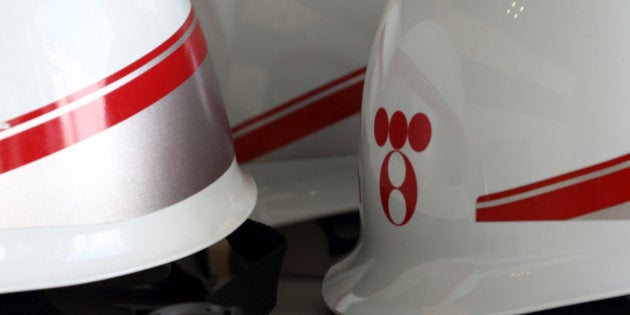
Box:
(476, 153, 630, 221)
(6, 9, 197, 129)
(231, 67, 365, 163)
(231, 67, 366, 135)
(0, 10, 207, 175)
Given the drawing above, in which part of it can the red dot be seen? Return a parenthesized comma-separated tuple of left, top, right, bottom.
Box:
(389, 111, 407, 150)
(408, 113, 431, 152)
(374, 108, 389, 147)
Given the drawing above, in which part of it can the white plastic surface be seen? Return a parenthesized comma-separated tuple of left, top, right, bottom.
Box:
(0, 159, 256, 293)
(194, 0, 387, 225)
(0, 1, 257, 293)
(324, 0, 630, 314)
(248, 156, 358, 226)
(0, 0, 191, 121)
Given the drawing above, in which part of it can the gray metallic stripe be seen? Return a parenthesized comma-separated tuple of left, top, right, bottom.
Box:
(0, 58, 234, 228)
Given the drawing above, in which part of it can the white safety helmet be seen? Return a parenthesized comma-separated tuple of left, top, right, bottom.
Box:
(324, 0, 630, 314)
(192, 0, 387, 227)
(0, 1, 255, 293)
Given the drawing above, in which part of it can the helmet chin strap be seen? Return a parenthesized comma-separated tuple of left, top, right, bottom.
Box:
(0, 220, 287, 315)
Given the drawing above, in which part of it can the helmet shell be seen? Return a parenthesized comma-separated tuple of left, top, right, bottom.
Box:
(324, 0, 630, 313)
(0, 0, 255, 293)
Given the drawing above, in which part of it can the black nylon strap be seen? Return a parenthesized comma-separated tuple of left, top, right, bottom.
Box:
(209, 219, 287, 315)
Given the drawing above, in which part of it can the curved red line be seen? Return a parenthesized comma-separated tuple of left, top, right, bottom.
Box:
(478, 152, 630, 203)
(476, 162, 630, 221)
(231, 67, 366, 134)
(5, 7, 197, 128)
(0, 12, 207, 175)
(232, 75, 363, 163)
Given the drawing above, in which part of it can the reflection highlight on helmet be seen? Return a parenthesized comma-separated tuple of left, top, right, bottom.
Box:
(69, 229, 130, 261)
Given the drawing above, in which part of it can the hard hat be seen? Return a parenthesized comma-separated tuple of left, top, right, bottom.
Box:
(323, 0, 630, 313)
(0, 0, 255, 293)
(192, 0, 387, 226)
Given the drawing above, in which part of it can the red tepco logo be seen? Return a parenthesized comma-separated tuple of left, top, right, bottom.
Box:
(374, 107, 431, 226)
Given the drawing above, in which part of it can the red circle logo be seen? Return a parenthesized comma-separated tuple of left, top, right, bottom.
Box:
(374, 108, 432, 226)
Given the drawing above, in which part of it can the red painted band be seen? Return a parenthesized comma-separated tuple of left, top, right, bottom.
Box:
(476, 154, 630, 221)
(231, 67, 366, 134)
(6, 9, 197, 128)
(478, 152, 630, 203)
(0, 11, 206, 175)
(232, 68, 364, 163)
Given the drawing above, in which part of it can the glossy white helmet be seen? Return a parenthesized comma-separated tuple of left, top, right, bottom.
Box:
(192, 0, 387, 227)
(0, 0, 255, 293)
(324, 0, 630, 314)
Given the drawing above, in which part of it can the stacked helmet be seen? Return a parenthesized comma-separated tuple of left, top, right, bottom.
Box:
(0, 0, 255, 293)
(192, 0, 387, 226)
(324, 0, 630, 314)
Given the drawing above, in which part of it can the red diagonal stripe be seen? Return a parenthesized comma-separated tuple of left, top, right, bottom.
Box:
(6, 8, 197, 129)
(233, 73, 364, 163)
(231, 67, 366, 134)
(476, 156, 630, 221)
(0, 13, 207, 175)
(477, 152, 630, 203)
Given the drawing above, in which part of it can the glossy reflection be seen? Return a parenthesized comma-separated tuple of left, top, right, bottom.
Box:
(324, 0, 630, 314)
(69, 229, 129, 261)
